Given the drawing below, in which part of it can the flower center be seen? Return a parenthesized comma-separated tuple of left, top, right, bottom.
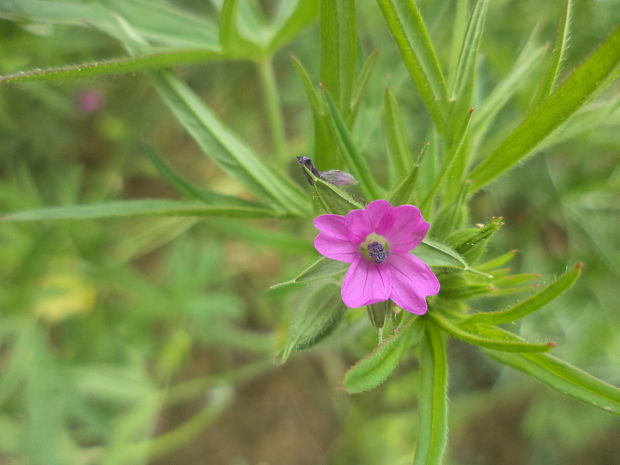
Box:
(361, 234, 390, 264)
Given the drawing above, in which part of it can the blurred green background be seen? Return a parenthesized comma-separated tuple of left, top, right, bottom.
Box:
(0, 1, 619, 464)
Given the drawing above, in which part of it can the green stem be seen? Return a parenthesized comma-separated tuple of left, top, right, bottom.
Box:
(257, 57, 287, 165)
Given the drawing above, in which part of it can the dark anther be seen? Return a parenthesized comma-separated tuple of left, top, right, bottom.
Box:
(367, 241, 389, 264)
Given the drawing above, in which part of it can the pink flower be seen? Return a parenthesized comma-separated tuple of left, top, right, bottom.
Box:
(313, 200, 440, 314)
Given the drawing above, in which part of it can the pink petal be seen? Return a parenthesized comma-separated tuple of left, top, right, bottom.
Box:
(365, 200, 393, 231)
(388, 253, 440, 314)
(341, 255, 392, 308)
(379, 205, 428, 253)
(344, 208, 371, 243)
(345, 199, 393, 243)
(314, 233, 359, 263)
(314, 214, 349, 240)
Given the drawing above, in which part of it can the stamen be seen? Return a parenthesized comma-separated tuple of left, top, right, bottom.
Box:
(367, 241, 389, 264)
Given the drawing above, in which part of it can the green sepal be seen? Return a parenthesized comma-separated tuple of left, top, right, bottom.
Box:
(367, 301, 391, 329)
(445, 217, 504, 263)
(300, 163, 363, 215)
(277, 283, 345, 363)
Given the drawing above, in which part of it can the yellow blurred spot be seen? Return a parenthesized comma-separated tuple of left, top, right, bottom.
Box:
(33, 273, 96, 323)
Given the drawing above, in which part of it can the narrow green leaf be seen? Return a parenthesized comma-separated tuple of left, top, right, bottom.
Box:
(469, 25, 620, 190)
(387, 163, 419, 206)
(323, 91, 384, 200)
(429, 313, 554, 353)
(465, 263, 582, 325)
(270, 256, 348, 291)
(1, 0, 219, 52)
(291, 56, 335, 166)
(471, 38, 547, 139)
(123, 387, 232, 463)
(429, 184, 469, 240)
(414, 321, 448, 465)
(387, 142, 429, 205)
(291, 56, 323, 117)
(267, 0, 319, 54)
(449, 0, 488, 99)
(320, 0, 357, 114)
(106, 0, 220, 50)
(537, 94, 620, 151)
(384, 87, 414, 182)
(0, 50, 221, 84)
(343, 317, 421, 394)
(0, 0, 144, 50)
(484, 344, 620, 415)
(219, 0, 263, 59)
(1, 199, 282, 222)
(535, 0, 573, 103)
(150, 71, 310, 216)
(476, 249, 517, 271)
(420, 106, 474, 212)
(278, 284, 346, 362)
(376, 0, 447, 131)
(144, 145, 261, 208)
(24, 326, 63, 465)
(492, 272, 541, 288)
(349, 50, 380, 126)
(434, 274, 494, 301)
(415, 239, 468, 269)
(447, 0, 470, 81)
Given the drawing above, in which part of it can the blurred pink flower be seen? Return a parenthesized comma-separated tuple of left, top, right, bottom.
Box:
(76, 90, 103, 113)
(313, 200, 439, 314)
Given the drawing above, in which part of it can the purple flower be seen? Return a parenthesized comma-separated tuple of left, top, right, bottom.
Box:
(313, 200, 440, 315)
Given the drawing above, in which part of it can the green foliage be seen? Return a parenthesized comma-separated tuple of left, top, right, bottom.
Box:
(323, 91, 384, 200)
(414, 321, 448, 465)
(150, 71, 310, 216)
(485, 339, 620, 415)
(0, 50, 222, 83)
(269, 256, 348, 293)
(2, 199, 281, 221)
(469, 24, 620, 190)
(386, 160, 420, 205)
(429, 313, 554, 353)
(278, 283, 346, 362)
(383, 87, 415, 181)
(343, 316, 421, 394)
(444, 216, 504, 263)
(376, 0, 448, 131)
(464, 262, 582, 325)
(320, 0, 357, 115)
(0, 0, 619, 463)
(533, 0, 573, 103)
